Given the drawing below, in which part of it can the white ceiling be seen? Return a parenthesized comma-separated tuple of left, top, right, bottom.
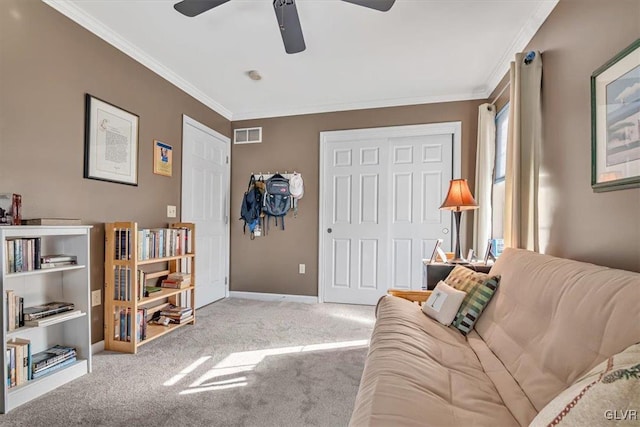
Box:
(44, 0, 558, 120)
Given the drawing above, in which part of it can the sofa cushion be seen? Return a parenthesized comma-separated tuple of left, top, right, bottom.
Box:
(475, 248, 640, 415)
(443, 265, 500, 335)
(530, 342, 640, 427)
(349, 295, 520, 427)
(422, 280, 467, 326)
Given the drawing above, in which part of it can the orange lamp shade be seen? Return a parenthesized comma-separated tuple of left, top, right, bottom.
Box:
(439, 179, 478, 211)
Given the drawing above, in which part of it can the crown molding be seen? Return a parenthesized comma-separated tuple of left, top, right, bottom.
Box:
(484, 0, 558, 97)
(42, 0, 233, 121)
(231, 91, 487, 121)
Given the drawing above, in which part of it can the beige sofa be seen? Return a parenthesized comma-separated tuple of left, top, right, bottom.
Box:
(350, 248, 640, 426)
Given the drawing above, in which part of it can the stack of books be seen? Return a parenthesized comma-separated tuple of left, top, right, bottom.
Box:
(40, 254, 77, 269)
(159, 305, 193, 324)
(31, 345, 76, 379)
(160, 272, 191, 289)
(22, 301, 78, 326)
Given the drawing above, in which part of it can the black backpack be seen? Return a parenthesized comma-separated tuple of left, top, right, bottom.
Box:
(262, 173, 291, 230)
(239, 175, 262, 239)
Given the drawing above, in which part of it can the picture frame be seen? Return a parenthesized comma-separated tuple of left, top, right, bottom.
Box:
(591, 38, 640, 192)
(153, 140, 173, 177)
(429, 238, 447, 264)
(84, 94, 139, 186)
(483, 239, 496, 265)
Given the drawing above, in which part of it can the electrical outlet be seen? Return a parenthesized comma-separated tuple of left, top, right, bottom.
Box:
(91, 289, 101, 307)
(167, 205, 177, 218)
(299, 264, 306, 274)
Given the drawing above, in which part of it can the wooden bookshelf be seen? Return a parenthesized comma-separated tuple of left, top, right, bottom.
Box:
(104, 222, 195, 354)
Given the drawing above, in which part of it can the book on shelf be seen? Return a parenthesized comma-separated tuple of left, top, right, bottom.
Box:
(6, 347, 15, 387)
(169, 315, 194, 324)
(160, 279, 191, 289)
(144, 286, 162, 296)
(23, 301, 75, 320)
(39, 260, 78, 269)
(31, 356, 77, 379)
(31, 345, 76, 373)
(159, 305, 192, 316)
(41, 254, 77, 263)
(23, 309, 83, 327)
(21, 218, 82, 226)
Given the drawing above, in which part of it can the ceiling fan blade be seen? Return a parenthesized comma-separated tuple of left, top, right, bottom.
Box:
(273, 0, 306, 54)
(174, 0, 232, 17)
(341, 0, 395, 12)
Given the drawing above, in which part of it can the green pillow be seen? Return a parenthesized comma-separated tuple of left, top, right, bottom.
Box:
(444, 265, 500, 335)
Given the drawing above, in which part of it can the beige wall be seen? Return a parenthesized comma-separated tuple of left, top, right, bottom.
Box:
(231, 101, 484, 296)
(0, 0, 231, 342)
(490, 0, 639, 271)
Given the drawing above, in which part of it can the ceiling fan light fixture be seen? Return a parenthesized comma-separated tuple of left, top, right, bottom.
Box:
(247, 70, 262, 81)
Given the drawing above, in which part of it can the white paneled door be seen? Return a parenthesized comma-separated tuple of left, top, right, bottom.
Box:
(181, 115, 230, 308)
(320, 123, 460, 305)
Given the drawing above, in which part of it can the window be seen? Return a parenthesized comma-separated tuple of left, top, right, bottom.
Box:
(492, 102, 509, 239)
(494, 103, 509, 183)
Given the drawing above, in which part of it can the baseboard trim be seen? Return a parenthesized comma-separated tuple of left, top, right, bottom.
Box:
(92, 340, 105, 354)
(229, 291, 318, 304)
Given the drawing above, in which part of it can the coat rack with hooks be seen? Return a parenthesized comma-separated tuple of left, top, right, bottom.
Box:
(250, 171, 299, 181)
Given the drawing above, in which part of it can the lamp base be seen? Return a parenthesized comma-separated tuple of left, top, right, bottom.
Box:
(448, 258, 470, 265)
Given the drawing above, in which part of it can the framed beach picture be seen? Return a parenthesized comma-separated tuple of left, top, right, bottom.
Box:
(84, 94, 139, 186)
(591, 38, 640, 192)
(153, 140, 173, 177)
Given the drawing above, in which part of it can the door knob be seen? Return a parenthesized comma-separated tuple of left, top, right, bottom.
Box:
(442, 228, 449, 234)
(327, 228, 332, 233)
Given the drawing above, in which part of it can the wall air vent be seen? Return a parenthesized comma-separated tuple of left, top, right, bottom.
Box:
(234, 127, 262, 144)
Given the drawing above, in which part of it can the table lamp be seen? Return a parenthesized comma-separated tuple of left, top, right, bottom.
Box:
(439, 179, 478, 264)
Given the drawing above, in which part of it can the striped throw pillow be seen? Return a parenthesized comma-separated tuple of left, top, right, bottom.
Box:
(444, 265, 500, 335)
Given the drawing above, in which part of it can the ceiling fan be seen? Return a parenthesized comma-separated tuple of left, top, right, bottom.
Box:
(173, 0, 396, 54)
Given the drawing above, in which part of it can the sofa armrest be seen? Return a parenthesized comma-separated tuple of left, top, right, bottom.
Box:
(387, 289, 432, 306)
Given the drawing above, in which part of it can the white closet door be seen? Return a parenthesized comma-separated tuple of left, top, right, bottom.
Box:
(320, 123, 459, 305)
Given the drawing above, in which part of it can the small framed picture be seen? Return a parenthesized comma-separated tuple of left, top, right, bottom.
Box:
(483, 239, 496, 265)
(429, 239, 447, 263)
(153, 140, 173, 177)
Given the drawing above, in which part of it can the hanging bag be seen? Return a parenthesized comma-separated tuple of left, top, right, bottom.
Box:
(262, 173, 291, 231)
(239, 174, 263, 239)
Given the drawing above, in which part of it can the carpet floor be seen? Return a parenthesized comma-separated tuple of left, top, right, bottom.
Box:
(1, 298, 376, 427)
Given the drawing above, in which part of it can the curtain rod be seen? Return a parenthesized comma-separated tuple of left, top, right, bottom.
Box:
(490, 81, 510, 105)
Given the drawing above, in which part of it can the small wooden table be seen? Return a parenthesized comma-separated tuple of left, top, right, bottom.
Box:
(387, 289, 432, 306)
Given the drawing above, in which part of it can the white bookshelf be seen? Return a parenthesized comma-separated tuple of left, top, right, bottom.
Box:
(0, 225, 92, 413)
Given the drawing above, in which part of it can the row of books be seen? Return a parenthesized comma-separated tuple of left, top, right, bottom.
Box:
(5, 238, 77, 273)
(113, 307, 148, 343)
(5, 290, 24, 331)
(6, 338, 30, 387)
(114, 227, 193, 261)
(6, 341, 76, 388)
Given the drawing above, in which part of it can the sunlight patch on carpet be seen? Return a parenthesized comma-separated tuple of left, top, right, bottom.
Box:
(166, 339, 369, 395)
